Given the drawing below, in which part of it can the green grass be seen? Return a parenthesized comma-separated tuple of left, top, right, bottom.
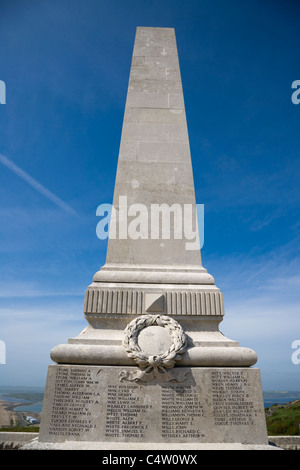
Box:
(266, 400, 300, 435)
(0, 426, 39, 433)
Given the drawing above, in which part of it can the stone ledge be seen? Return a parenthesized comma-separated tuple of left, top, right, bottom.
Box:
(4, 433, 298, 450)
(20, 439, 281, 450)
(268, 436, 300, 451)
(50, 344, 257, 366)
(0, 432, 39, 450)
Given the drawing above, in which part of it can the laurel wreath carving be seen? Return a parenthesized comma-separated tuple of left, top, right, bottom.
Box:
(122, 315, 187, 372)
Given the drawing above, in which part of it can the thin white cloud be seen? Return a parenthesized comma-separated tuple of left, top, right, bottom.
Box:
(0, 280, 84, 298)
(0, 153, 77, 215)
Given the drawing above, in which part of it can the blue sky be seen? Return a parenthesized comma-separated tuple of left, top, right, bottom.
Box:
(0, 0, 300, 390)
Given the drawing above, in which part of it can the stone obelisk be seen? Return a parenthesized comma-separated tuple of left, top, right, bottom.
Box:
(29, 27, 271, 450)
(51, 26, 256, 369)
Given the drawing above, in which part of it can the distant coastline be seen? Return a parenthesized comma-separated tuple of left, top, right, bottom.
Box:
(0, 386, 44, 428)
(263, 391, 300, 408)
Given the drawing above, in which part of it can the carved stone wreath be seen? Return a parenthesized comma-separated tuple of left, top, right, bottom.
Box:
(123, 314, 187, 373)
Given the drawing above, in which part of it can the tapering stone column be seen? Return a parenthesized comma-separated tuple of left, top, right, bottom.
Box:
(28, 27, 273, 450)
(51, 27, 256, 368)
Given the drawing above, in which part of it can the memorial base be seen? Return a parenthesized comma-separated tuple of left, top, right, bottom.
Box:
(26, 364, 277, 449)
(22, 439, 279, 450)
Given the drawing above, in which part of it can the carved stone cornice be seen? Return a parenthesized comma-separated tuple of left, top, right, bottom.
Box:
(83, 287, 225, 317)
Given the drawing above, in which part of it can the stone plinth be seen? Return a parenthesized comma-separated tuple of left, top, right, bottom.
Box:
(37, 365, 268, 447)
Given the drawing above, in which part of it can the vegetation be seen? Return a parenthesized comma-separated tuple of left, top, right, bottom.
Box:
(0, 426, 39, 433)
(265, 400, 300, 435)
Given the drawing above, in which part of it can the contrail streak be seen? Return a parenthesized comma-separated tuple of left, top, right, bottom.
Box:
(0, 153, 77, 215)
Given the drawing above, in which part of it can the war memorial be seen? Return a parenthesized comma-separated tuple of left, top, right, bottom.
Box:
(23, 27, 276, 450)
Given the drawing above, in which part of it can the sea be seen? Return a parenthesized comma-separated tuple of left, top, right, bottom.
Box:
(263, 391, 300, 408)
(0, 386, 44, 414)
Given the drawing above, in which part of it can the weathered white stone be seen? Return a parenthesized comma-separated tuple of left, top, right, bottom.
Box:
(145, 55, 181, 71)
(128, 78, 182, 94)
(138, 142, 190, 162)
(133, 45, 178, 58)
(34, 27, 271, 450)
(145, 292, 165, 312)
(37, 366, 268, 446)
(122, 122, 171, 143)
(169, 93, 185, 109)
(125, 92, 169, 109)
(118, 141, 138, 161)
(129, 65, 181, 82)
(124, 107, 186, 125)
(138, 325, 172, 354)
